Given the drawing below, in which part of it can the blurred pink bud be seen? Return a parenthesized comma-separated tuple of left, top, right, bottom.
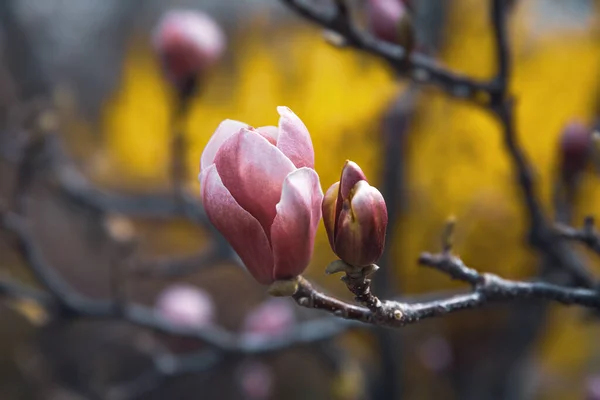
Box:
(155, 284, 214, 328)
(587, 375, 600, 400)
(417, 335, 453, 372)
(153, 9, 225, 97)
(366, 0, 411, 46)
(199, 107, 323, 285)
(559, 120, 590, 179)
(323, 161, 388, 267)
(242, 298, 296, 339)
(237, 361, 274, 400)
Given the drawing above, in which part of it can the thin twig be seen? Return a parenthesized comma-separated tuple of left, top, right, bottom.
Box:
(485, 0, 594, 289)
(170, 100, 189, 204)
(9, 129, 238, 279)
(0, 210, 352, 353)
(279, 0, 493, 103)
(107, 349, 222, 400)
(0, 277, 52, 304)
(279, 0, 596, 288)
(556, 216, 600, 255)
(293, 254, 600, 328)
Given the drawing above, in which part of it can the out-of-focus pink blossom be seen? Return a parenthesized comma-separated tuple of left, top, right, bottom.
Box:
(242, 298, 296, 339)
(559, 120, 591, 180)
(587, 375, 600, 400)
(153, 9, 225, 96)
(155, 284, 215, 329)
(417, 335, 453, 373)
(366, 0, 407, 43)
(199, 107, 323, 285)
(237, 360, 274, 400)
(323, 161, 388, 267)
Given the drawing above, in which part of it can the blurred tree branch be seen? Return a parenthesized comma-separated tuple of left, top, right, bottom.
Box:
(0, 208, 352, 354)
(556, 216, 600, 255)
(1, 0, 599, 398)
(0, 0, 49, 98)
(281, 0, 496, 103)
(277, 3, 600, 398)
(279, 0, 595, 287)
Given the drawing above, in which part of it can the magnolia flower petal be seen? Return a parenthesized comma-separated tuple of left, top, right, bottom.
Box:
(215, 128, 296, 235)
(256, 125, 279, 145)
(271, 168, 323, 280)
(335, 181, 387, 266)
(275, 106, 315, 169)
(340, 160, 368, 200)
(199, 165, 275, 284)
(200, 119, 249, 171)
(322, 181, 340, 249)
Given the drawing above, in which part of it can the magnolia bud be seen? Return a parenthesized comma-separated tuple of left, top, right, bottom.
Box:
(155, 284, 215, 329)
(559, 120, 591, 181)
(153, 10, 225, 99)
(322, 161, 388, 267)
(366, 0, 414, 51)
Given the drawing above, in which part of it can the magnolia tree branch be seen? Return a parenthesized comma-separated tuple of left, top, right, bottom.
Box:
(1, 104, 351, 392)
(4, 214, 597, 336)
(7, 129, 238, 278)
(291, 249, 600, 327)
(107, 349, 223, 400)
(280, 0, 597, 283)
(485, 0, 594, 287)
(7, 192, 598, 352)
(280, 0, 493, 103)
(0, 210, 352, 353)
(556, 216, 600, 256)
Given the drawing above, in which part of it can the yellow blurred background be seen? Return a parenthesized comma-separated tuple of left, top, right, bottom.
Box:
(3, 0, 600, 398)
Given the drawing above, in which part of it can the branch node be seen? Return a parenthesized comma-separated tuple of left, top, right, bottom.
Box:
(441, 216, 457, 253)
(297, 297, 310, 307)
(267, 278, 300, 297)
(323, 30, 347, 47)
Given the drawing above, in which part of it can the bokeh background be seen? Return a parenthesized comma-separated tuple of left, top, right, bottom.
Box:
(1, 0, 600, 399)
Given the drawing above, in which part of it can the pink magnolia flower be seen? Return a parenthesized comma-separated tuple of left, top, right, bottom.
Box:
(153, 9, 225, 96)
(199, 107, 323, 285)
(155, 284, 215, 329)
(323, 161, 388, 267)
(366, 0, 407, 44)
(242, 298, 296, 339)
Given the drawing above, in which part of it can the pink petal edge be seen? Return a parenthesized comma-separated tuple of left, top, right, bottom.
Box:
(275, 106, 315, 169)
(256, 125, 279, 145)
(340, 160, 368, 200)
(199, 164, 275, 284)
(322, 181, 340, 250)
(200, 119, 249, 171)
(271, 168, 323, 280)
(214, 128, 296, 237)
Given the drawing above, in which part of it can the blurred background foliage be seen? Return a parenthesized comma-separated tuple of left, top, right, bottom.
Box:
(2, 0, 600, 399)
